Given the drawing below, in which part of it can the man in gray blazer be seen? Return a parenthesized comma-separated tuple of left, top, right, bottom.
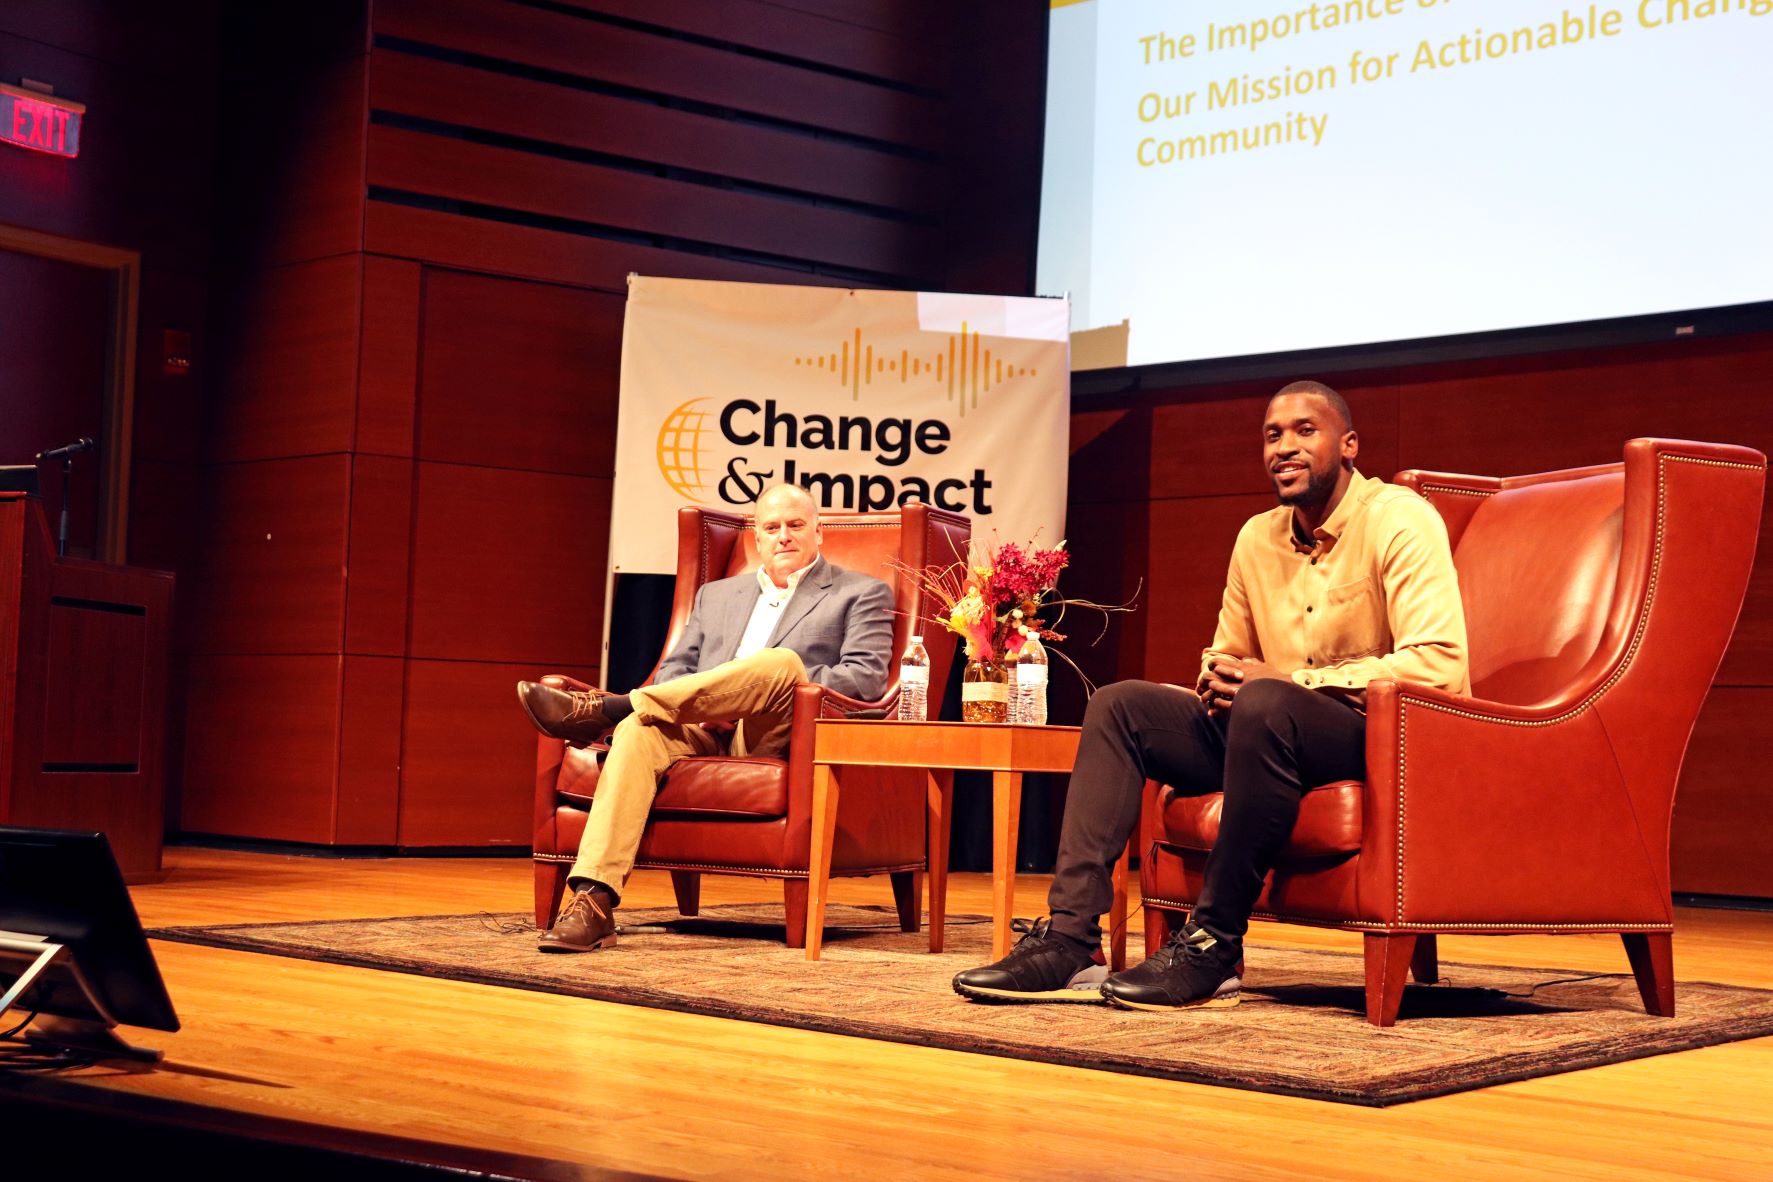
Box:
(516, 482, 895, 952)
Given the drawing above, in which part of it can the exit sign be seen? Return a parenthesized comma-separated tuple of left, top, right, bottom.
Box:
(1, 83, 83, 158)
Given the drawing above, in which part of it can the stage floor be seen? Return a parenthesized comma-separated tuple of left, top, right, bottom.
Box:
(18, 847, 1773, 1179)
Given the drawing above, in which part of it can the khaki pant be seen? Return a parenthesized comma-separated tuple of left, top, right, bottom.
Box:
(568, 647, 806, 894)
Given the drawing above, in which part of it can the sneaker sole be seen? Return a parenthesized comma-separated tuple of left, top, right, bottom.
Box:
(953, 981, 1106, 1004)
(1102, 991, 1241, 1012)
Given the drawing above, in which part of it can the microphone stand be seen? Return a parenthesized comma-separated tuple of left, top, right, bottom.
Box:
(57, 454, 71, 558)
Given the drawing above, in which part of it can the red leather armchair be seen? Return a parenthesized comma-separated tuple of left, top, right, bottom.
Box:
(1134, 439, 1766, 1025)
(532, 502, 969, 945)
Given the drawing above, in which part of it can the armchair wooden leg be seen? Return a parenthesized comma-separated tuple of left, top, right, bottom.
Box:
(1363, 933, 1418, 1027)
(670, 871, 701, 917)
(534, 861, 570, 930)
(891, 871, 922, 933)
(1622, 932, 1675, 1017)
(783, 879, 809, 950)
(1411, 933, 1440, 984)
(1108, 837, 1130, 972)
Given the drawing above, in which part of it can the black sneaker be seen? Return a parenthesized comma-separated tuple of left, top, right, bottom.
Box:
(952, 919, 1108, 1003)
(1100, 923, 1242, 1011)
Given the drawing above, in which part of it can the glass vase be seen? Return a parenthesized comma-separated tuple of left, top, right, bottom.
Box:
(961, 657, 1010, 723)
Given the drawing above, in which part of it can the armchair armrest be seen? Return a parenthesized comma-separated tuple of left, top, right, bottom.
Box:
(1357, 679, 1671, 927)
(787, 679, 898, 723)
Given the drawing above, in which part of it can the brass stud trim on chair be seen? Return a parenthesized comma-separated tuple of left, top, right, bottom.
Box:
(1141, 895, 1673, 932)
(1394, 452, 1765, 924)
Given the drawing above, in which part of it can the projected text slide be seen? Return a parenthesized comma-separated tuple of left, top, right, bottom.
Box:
(1039, 0, 1773, 368)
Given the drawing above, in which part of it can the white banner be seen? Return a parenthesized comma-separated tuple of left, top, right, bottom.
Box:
(610, 277, 1071, 574)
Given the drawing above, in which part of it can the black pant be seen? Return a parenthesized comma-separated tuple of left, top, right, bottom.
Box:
(1047, 678, 1366, 947)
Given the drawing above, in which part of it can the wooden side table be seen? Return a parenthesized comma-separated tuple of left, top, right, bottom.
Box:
(804, 720, 1127, 965)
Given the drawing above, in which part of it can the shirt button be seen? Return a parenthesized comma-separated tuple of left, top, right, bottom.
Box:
(1307, 658, 1314, 665)
(1306, 605, 1313, 613)
(1310, 557, 1317, 565)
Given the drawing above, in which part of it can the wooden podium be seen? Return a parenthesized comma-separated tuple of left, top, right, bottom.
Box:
(0, 492, 173, 878)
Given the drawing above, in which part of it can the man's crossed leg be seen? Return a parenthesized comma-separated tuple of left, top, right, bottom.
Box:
(523, 648, 808, 952)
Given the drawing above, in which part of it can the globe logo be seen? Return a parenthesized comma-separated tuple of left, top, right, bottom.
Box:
(656, 398, 713, 502)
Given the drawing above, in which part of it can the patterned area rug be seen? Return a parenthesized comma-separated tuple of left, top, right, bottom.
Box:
(150, 903, 1773, 1106)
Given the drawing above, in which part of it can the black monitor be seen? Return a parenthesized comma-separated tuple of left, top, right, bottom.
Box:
(0, 465, 40, 496)
(0, 827, 178, 1062)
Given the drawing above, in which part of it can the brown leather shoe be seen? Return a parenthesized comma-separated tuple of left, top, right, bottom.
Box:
(538, 886, 618, 953)
(516, 681, 620, 745)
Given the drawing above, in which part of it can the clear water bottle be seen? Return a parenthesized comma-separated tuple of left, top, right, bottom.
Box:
(1012, 630, 1048, 725)
(897, 635, 931, 720)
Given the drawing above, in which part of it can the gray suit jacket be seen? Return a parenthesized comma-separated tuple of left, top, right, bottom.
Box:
(653, 556, 895, 702)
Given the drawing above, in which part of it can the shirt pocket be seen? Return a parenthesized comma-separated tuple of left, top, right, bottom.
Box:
(1320, 575, 1387, 661)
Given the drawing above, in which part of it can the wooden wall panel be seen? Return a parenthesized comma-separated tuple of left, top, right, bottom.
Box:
(552, 0, 944, 87)
(1068, 407, 1151, 507)
(1718, 507, 1773, 687)
(406, 463, 611, 666)
(336, 654, 403, 845)
(190, 456, 350, 656)
(1144, 494, 1280, 680)
(370, 51, 943, 214)
(0, 3, 220, 76)
(181, 654, 342, 844)
(1393, 335, 1773, 478)
(364, 205, 848, 295)
(126, 460, 204, 637)
(344, 454, 414, 657)
(357, 255, 421, 457)
(1671, 687, 1773, 897)
(373, 0, 943, 149)
(216, 49, 368, 271)
(367, 127, 931, 276)
(416, 271, 621, 475)
(940, 3, 1047, 296)
(209, 255, 363, 463)
(397, 657, 598, 847)
(132, 265, 211, 467)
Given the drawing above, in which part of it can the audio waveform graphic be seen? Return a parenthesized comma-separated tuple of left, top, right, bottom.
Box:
(793, 322, 1040, 414)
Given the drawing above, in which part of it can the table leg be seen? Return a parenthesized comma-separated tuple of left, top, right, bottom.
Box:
(991, 770, 1023, 961)
(806, 764, 840, 960)
(926, 769, 953, 953)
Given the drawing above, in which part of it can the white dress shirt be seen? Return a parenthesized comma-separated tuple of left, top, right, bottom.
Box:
(733, 556, 820, 660)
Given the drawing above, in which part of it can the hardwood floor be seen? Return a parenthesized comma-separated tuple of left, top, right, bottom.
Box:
(19, 847, 1773, 1180)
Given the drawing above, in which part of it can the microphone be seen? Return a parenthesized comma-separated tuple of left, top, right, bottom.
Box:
(37, 437, 95, 461)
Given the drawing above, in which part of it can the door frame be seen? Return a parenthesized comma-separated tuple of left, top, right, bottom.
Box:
(0, 222, 139, 564)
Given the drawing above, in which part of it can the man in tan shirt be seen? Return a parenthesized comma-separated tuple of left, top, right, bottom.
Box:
(954, 380, 1469, 1009)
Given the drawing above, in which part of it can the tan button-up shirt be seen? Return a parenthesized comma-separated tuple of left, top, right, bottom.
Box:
(1200, 470, 1470, 704)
